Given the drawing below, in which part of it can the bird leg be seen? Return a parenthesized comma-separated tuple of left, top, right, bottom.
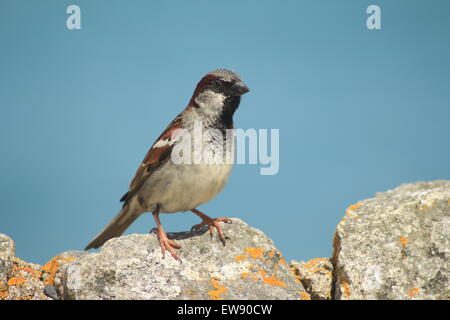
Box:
(190, 208, 232, 246)
(151, 209, 181, 262)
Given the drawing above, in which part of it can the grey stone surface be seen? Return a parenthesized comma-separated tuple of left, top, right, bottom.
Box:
(55, 218, 306, 300)
(2, 180, 448, 300)
(291, 258, 333, 300)
(0, 234, 50, 300)
(332, 180, 450, 300)
(0, 234, 14, 287)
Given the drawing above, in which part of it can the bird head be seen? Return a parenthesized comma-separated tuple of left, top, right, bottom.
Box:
(190, 69, 250, 113)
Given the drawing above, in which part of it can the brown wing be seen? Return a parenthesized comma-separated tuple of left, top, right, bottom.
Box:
(120, 114, 182, 204)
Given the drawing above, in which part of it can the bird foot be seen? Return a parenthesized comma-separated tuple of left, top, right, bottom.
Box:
(151, 227, 182, 262)
(191, 216, 232, 246)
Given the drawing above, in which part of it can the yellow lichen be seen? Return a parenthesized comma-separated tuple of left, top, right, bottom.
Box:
(235, 254, 247, 262)
(400, 236, 408, 246)
(41, 257, 76, 286)
(12, 265, 41, 279)
(290, 266, 302, 283)
(408, 287, 420, 297)
(266, 250, 276, 257)
(0, 289, 8, 300)
(299, 291, 311, 300)
(208, 278, 227, 300)
(7, 277, 27, 286)
(345, 203, 362, 218)
(261, 274, 287, 288)
(42, 257, 59, 285)
(301, 258, 330, 274)
(245, 248, 263, 260)
(0, 282, 8, 300)
(341, 279, 351, 299)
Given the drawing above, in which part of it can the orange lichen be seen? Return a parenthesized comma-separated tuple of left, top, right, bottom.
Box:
(266, 250, 276, 257)
(300, 258, 331, 275)
(347, 204, 362, 211)
(261, 274, 287, 288)
(247, 264, 257, 270)
(290, 266, 302, 283)
(42, 257, 59, 285)
(400, 236, 408, 246)
(241, 269, 287, 288)
(278, 259, 286, 265)
(408, 287, 420, 297)
(245, 248, 263, 260)
(419, 205, 429, 211)
(235, 254, 247, 262)
(345, 204, 362, 218)
(341, 279, 351, 299)
(12, 265, 41, 279)
(299, 291, 311, 300)
(0, 289, 8, 300)
(254, 269, 286, 288)
(208, 279, 227, 300)
(241, 272, 258, 280)
(0, 282, 8, 300)
(41, 257, 76, 286)
(7, 277, 27, 286)
(302, 258, 327, 269)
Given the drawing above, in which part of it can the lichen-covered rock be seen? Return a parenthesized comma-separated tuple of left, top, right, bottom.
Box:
(0, 234, 14, 299)
(4, 257, 50, 300)
(0, 234, 50, 300)
(332, 180, 450, 300)
(290, 258, 333, 300)
(1, 234, 14, 284)
(55, 218, 306, 300)
(0, 234, 87, 300)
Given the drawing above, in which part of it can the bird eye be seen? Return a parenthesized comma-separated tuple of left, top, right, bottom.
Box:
(211, 80, 222, 91)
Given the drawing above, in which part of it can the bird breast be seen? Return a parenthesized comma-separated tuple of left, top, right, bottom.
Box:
(138, 135, 234, 214)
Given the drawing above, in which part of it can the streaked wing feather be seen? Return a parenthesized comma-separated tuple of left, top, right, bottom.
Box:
(120, 114, 182, 203)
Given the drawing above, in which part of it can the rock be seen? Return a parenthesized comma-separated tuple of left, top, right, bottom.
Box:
(55, 218, 307, 300)
(2, 180, 448, 300)
(0, 234, 14, 299)
(0, 234, 87, 300)
(0, 234, 49, 300)
(332, 180, 450, 300)
(1, 234, 14, 283)
(290, 258, 333, 300)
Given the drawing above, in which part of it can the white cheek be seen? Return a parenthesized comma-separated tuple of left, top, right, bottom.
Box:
(194, 90, 226, 115)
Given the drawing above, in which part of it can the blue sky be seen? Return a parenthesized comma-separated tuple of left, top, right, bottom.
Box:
(1, 0, 449, 265)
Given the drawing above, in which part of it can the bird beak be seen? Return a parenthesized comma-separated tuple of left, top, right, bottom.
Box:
(229, 81, 250, 96)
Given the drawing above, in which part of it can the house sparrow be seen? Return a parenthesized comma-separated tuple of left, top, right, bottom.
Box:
(85, 69, 250, 261)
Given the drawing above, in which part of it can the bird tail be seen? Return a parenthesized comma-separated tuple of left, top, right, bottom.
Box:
(85, 205, 140, 250)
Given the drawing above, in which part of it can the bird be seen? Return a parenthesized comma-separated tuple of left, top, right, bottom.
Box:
(85, 69, 250, 261)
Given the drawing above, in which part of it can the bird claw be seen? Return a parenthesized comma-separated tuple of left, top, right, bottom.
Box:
(191, 217, 232, 246)
(151, 228, 182, 262)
